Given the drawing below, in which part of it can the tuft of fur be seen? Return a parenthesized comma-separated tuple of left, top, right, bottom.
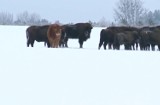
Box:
(47, 24, 62, 48)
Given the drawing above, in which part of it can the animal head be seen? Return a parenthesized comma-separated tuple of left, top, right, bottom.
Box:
(84, 23, 93, 38)
(53, 24, 62, 36)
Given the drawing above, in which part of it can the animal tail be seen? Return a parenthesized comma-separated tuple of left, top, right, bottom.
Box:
(100, 29, 106, 43)
(26, 29, 30, 47)
(98, 29, 105, 49)
(26, 30, 29, 40)
(26, 29, 29, 40)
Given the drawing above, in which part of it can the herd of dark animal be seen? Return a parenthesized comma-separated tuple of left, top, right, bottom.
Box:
(98, 26, 160, 51)
(26, 22, 160, 51)
(26, 23, 93, 48)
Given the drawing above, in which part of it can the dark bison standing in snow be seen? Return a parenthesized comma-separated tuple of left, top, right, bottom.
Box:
(138, 27, 151, 50)
(26, 25, 50, 47)
(147, 26, 160, 51)
(61, 23, 93, 48)
(99, 26, 139, 50)
(138, 26, 160, 51)
(113, 31, 139, 50)
(98, 28, 115, 50)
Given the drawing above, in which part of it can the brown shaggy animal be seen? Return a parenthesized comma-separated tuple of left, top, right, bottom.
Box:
(47, 24, 62, 48)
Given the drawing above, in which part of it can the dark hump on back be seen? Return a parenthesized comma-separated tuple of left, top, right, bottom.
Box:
(107, 26, 138, 32)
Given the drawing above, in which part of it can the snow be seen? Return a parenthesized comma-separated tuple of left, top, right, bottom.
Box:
(0, 25, 160, 105)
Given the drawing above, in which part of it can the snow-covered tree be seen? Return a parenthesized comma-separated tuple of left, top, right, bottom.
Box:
(114, 0, 145, 26)
(0, 12, 13, 25)
(15, 11, 41, 25)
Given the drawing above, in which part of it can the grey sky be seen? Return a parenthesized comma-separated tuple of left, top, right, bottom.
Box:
(0, 0, 160, 23)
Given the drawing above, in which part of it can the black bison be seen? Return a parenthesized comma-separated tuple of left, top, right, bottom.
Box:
(26, 25, 50, 47)
(98, 26, 139, 50)
(61, 23, 93, 48)
(148, 27, 160, 51)
(113, 31, 139, 50)
(138, 26, 160, 51)
(98, 28, 114, 50)
(139, 27, 151, 50)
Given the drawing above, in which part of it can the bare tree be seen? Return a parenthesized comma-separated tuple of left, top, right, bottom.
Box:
(114, 0, 144, 26)
(145, 11, 155, 26)
(0, 12, 13, 25)
(153, 10, 160, 25)
(98, 17, 108, 27)
(15, 11, 30, 25)
(140, 9, 160, 26)
(29, 13, 41, 25)
(15, 11, 41, 25)
(40, 19, 50, 25)
(89, 17, 113, 27)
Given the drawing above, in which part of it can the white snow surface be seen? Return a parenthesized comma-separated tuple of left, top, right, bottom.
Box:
(0, 25, 160, 105)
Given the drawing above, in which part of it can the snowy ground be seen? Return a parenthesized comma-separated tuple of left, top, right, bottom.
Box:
(0, 25, 160, 105)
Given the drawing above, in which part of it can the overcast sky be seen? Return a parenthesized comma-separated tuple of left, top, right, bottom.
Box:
(0, 0, 160, 23)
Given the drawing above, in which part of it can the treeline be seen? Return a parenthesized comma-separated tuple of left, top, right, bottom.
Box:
(1, 0, 160, 27)
(0, 11, 50, 25)
(91, 9, 160, 27)
(0, 11, 112, 27)
(114, 0, 160, 27)
(1, 9, 160, 27)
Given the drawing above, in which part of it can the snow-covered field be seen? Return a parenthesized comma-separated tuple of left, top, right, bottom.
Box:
(0, 25, 160, 105)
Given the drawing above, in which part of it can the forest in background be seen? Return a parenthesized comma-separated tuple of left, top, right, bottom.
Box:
(0, 0, 160, 27)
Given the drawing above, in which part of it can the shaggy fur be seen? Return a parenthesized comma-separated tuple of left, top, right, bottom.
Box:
(61, 23, 93, 48)
(47, 24, 62, 48)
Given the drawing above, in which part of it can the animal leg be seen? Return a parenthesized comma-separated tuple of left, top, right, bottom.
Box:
(98, 41, 103, 50)
(79, 40, 84, 48)
(108, 43, 112, 49)
(103, 42, 107, 50)
(30, 40, 35, 47)
(27, 41, 30, 47)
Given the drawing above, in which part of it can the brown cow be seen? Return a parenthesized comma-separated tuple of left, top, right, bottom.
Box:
(47, 24, 62, 48)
